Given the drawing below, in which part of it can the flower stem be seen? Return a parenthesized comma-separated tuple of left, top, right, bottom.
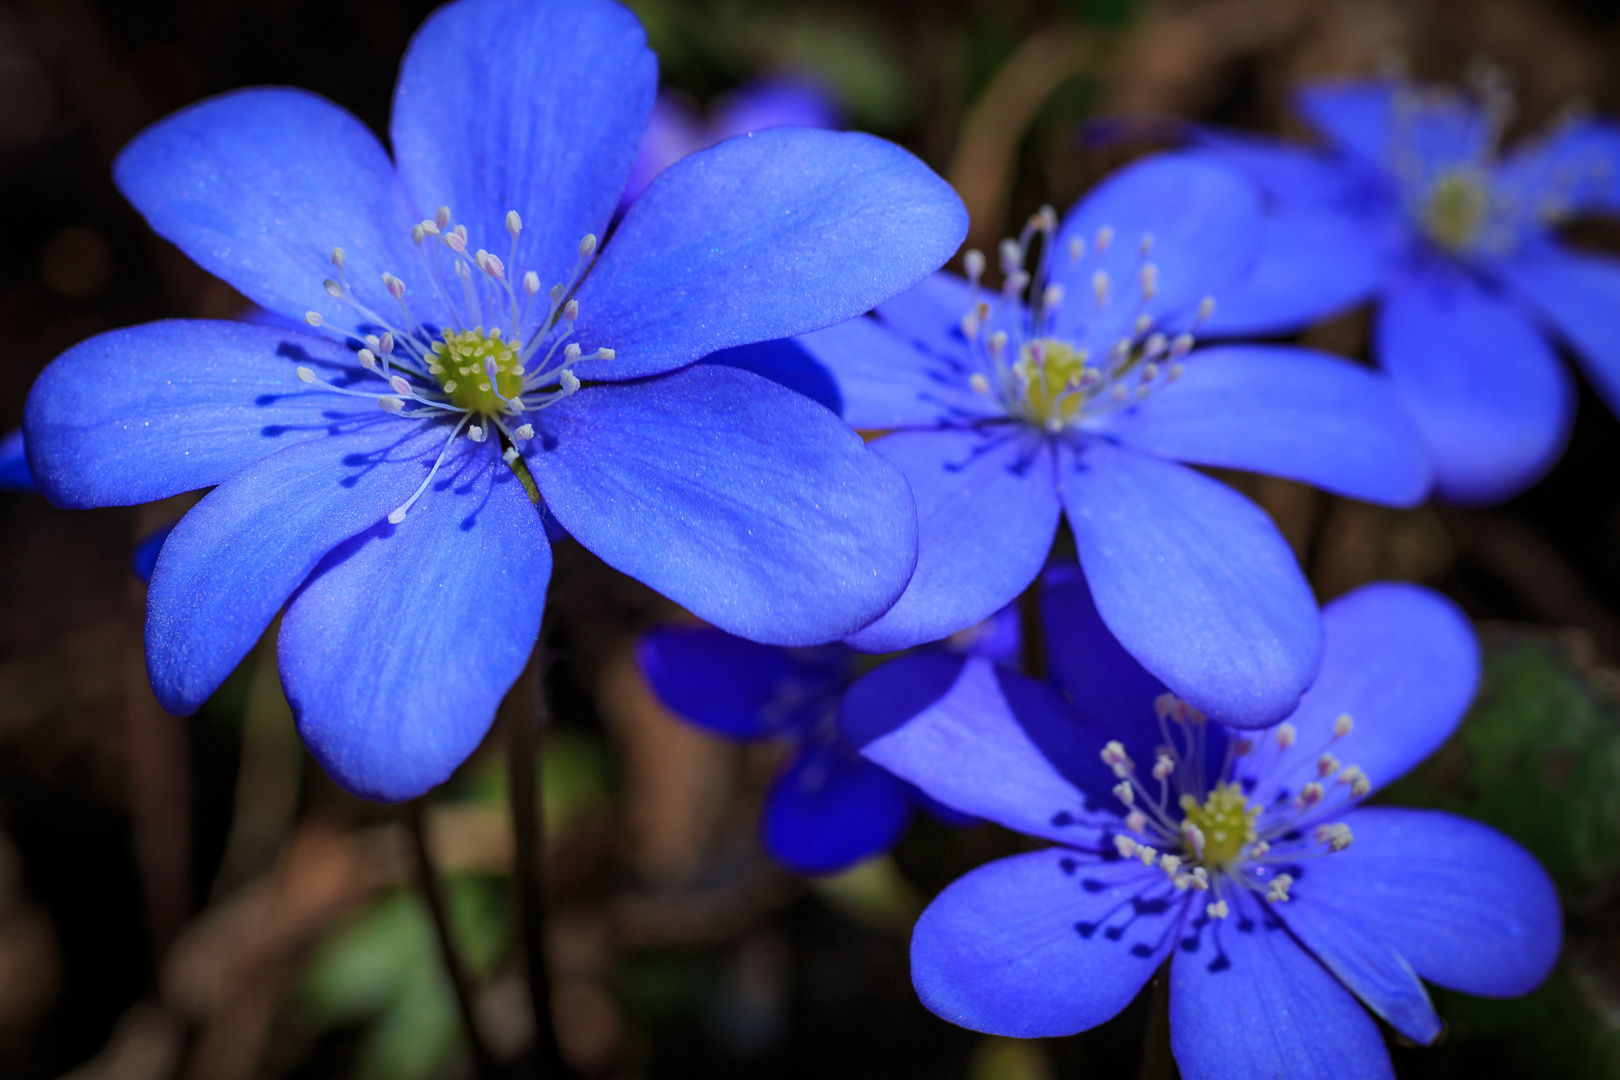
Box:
(1135, 970, 1175, 1080)
(505, 643, 570, 1076)
(405, 799, 501, 1080)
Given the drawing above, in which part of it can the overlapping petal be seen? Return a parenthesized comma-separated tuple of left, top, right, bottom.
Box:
(1496, 117, 1620, 218)
(1494, 243, 1620, 417)
(525, 364, 917, 645)
(25, 320, 376, 508)
(1170, 889, 1393, 1080)
(114, 88, 419, 341)
(146, 420, 444, 716)
(911, 851, 1180, 1037)
(1059, 440, 1320, 727)
(789, 316, 995, 429)
(763, 741, 911, 874)
(391, 0, 656, 310)
(281, 438, 550, 802)
(1295, 79, 1398, 168)
(1101, 344, 1432, 506)
(573, 128, 967, 380)
(1376, 261, 1572, 504)
(637, 625, 833, 739)
(844, 427, 1060, 653)
(0, 428, 32, 492)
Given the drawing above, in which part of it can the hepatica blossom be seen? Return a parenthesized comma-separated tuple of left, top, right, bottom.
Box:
(730, 151, 1433, 726)
(841, 571, 1561, 1079)
(22, 0, 967, 801)
(1194, 73, 1620, 504)
(636, 608, 1014, 874)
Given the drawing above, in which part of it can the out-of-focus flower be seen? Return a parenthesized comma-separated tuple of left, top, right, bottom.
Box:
(841, 571, 1561, 1077)
(0, 428, 33, 492)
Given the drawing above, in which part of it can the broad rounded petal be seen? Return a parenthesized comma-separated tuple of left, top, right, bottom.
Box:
(114, 88, 418, 339)
(0, 428, 32, 492)
(1295, 79, 1397, 167)
(1101, 344, 1433, 507)
(844, 427, 1060, 653)
(573, 128, 968, 380)
(1248, 583, 1479, 808)
(1377, 262, 1573, 505)
(1061, 441, 1321, 727)
(391, 0, 656, 299)
(146, 419, 443, 715)
(843, 655, 1122, 847)
(636, 625, 842, 739)
(762, 741, 911, 874)
(281, 439, 550, 802)
(912, 850, 1183, 1037)
(526, 364, 918, 645)
(25, 320, 375, 508)
(1290, 807, 1561, 998)
(1051, 152, 1261, 341)
(1493, 243, 1620, 419)
(1170, 889, 1393, 1080)
(791, 316, 997, 430)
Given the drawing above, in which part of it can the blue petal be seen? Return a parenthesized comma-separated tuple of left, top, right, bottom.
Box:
(1271, 875, 1442, 1044)
(1493, 243, 1620, 418)
(1376, 260, 1572, 505)
(1101, 344, 1432, 506)
(573, 128, 968, 380)
(911, 850, 1183, 1037)
(1294, 79, 1398, 168)
(132, 523, 177, 585)
(872, 271, 978, 359)
(1496, 117, 1620, 218)
(622, 94, 706, 209)
(1190, 126, 1384, 204)
(636, 625, 842, 739)
(1292, 807, 1561, 998)
(146, 418, 445, 715)
(711, 76, 841, 141)
(391, 0, 656, 304)
(943, 601, 1023, 666)
(1247, 583, 1478, 809)
(525, 364, 918, 645)
(762, 740, 911, 874)
(702, 338, 845, 416)
(114, 89, 419, 341)
(1059, 440, 1321, 727)
(0, 428, 33, 492)
(790, 315, 996, 430)
(1170, 888, 1393, 1080)
(282, 439, 549, 802)
(1050, 152, 1261, 343)
(843, 655, 1122, 846)
(844, 426, 1060, 653)
(25, 320, 373, 508)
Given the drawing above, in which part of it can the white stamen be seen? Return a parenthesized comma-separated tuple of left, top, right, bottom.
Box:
(1317, 753, 1341, 779)
(296, 366, 317, 383)
(1092, 270, 1110, 307)
(1334, 713, 1354, 738)
(524, 271, 540, 296)
(1207, 900, 1229, 920)
(304, 311, 324, 327)
(389, 376, 412, 396)
(513, 424, 535, 442)
(969, 373, 990, 395)
(468, 424, 487, 443)
(502, 446, 520, 465)
(1095, 225, 1114, 253)
(1275, 723, 1297, 750)
(324, 278, 343, 298)
(435, 206, 451, 228)
(1313, 823, 1354, 852)
(1113, 781, 1135, 807)
(963, 249, 986, 281)
(506, 210, 522, 237)
(579, 233, 597, 256)
(331, 247, 345, 268)
(560, 369, 580, 394)
(358, 349, 378, 372)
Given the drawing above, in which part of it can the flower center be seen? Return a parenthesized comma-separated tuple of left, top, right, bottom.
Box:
(1421, 168, 1491, 251)
(1177, 782, 1258, 870)
(430, 327, 526, 414)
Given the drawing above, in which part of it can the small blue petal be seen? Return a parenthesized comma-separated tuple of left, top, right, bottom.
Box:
(1494, 242, 1620, 419)
(1100, 344, 1434, 507)
(574, 128, 967, 381)
(1248, 583, 1479, 809)
(1170, 888, 1393, 1080)
(1295, 79, 1399, 168)
(637, 625, 841, 739)
(911, 850, 1181, 1037)
(145, 419, 445, 715)
(282, 438, 550, 802)
(0, 428, 34, 492)
(845, 426, 1060, 654)
(391, 0, 656, 302)
(763, 740, 911, 874)
(1050, 152, 1261, 343)
(1059, 440, 1320, 727)
(1292, 807, 1561, 998)
(525, 364, 918, 645)
(114, 88, 419, 342)
(24, 320, 372, 509)
(132, 522, 177, 585)
(1376, 260, 1572, 505)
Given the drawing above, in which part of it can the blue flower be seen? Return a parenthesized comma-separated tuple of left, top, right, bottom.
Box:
(840, 571, 1561, 1078)
(1193, 75, 1620, 504)
(0, 428, 33, 492)
(721, 151, 1433, 727)
(22, 0, 967, 802)
(636, 608, 1012, 874)
(621, 74, 839, 209)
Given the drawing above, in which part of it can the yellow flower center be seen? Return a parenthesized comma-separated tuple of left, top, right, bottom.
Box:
(431, 327, 525, 415)
(1422, 169, 1491, 252)
(1179, 782, 1260, 870)
(1014, 337, 1092, 430)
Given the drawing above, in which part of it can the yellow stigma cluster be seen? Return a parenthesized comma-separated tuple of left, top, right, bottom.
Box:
(430, 327, 525, 414)
(1422, 169, 1491, 252)
(1013, 337, 1092, 430)
(1180, 783, 1260, 870)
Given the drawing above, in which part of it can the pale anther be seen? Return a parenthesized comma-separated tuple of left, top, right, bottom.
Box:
(435, 206, 451, 228)
(1095, 225, 1114, 252)
(1275, 723, 1297, 749)
(579, 233, 597, 256)
(304, 311, 324, 327)
(513, 424, 535, 442)
(524, 271, 540, 296)
(1334, 713, 1354, 738)
(963, 249, 985, 281)
(1207, 900, 1229, 920)
(506, 210, 522, 237)
(378, 396, 404, 414)
(296, 366, 316, 383)
(324, 279, 343, 297)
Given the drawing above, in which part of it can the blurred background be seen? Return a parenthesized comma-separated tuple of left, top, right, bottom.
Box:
(4, 0, 1620, 1077)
